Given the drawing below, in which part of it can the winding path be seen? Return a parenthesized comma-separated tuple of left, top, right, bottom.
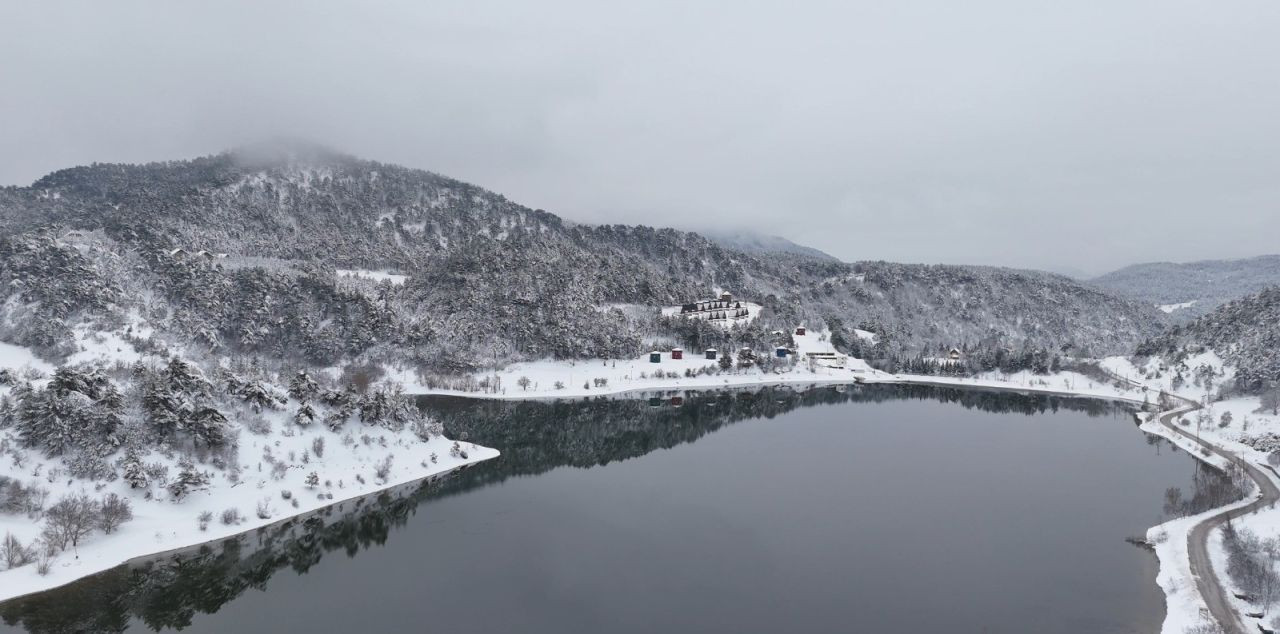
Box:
(1153, 398, 1280, 633)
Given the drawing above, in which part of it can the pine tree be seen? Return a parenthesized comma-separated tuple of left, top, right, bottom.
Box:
(121, 450, 148, 489)
(288, 370, 319, 403)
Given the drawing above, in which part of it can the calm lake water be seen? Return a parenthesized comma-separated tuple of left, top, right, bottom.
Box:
(0, 385, 1231, 633)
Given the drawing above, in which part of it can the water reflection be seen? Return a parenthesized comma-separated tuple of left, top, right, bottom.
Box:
(0, 384, 1221, 633)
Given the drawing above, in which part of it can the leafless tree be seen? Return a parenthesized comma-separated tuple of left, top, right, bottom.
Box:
(43, 493, 100, 551)
(1, 532, 33, 569)
(98, 493, 133, 534)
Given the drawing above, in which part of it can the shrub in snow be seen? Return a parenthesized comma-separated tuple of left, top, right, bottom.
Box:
(305, 472, 319, 488)
(312, 436, 325, 458)
(2, 532, 34, 569)
(255, 498, 272, 520)
(374, 456, 394, 482)
(554, 381, 565, 390)
(198, 510, 213, 531)
(220, 508, 242, 525)
(98, 493, 133, 533)
(281, 489, 292, 500)
(34, 545, 54, 576)
(0, 479, 49, 518)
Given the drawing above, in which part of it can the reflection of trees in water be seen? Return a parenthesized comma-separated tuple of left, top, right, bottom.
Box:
(1162, 461, 1249, 518)
(426, 383, 1129, 496)
(0, 384, 1136, 632)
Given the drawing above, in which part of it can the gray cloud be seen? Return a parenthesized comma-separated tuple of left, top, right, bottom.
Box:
(3, 0, 1278, 274)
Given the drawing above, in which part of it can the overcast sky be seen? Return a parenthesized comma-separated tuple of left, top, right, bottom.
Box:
(2, 1, 1278, 274)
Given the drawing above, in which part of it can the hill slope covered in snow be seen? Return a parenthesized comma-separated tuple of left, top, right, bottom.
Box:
(1136, 285, 1280, 393)
(0, 141, 1166, 374)
(1091, 255, 1280, 322)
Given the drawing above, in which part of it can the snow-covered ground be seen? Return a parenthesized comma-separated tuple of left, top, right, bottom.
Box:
(392, 328, 881, 399)
(1157, 300, 1198, 314)
(0, 339, 496, 603)
(336, 269, 409, 285)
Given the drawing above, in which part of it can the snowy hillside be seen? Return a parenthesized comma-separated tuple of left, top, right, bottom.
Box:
(1091, 255, 1280, 322)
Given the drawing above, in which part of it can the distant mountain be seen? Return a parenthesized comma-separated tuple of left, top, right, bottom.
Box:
(697, 228, 839, 261)
(1090, 255, 1280, 321)
(0, 141, 1165, 375)
(1136, 285, 1280, 393)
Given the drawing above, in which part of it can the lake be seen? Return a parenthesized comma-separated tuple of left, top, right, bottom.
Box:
(0, 384, 1234, 633)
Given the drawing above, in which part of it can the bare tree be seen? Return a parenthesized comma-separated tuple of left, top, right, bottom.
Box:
(43, 493, 100, 551)
(98, 493, 133, 534)
(517, 376, 531, 391)
(1, 532, 34, 569)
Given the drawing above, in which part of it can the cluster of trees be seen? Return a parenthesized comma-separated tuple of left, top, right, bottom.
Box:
(0, 491, 133, 576)
(1223, 522, 1280, 615)
(1, 366, 123, 479)
(1137, 286, 1280, 395)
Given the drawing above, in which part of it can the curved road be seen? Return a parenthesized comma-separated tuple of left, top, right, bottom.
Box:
(1153, 398, 1280, 633)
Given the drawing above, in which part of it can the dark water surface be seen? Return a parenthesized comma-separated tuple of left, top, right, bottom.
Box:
(0, 385, 1225, 633)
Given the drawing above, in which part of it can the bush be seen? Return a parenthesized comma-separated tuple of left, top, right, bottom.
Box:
(374, 456, 394, 482)
(255, 498, 272, 520)
(312, 436, 325, 458)
(198, 510, 213, 531)
(35, 546, 54, 576)
(220, 508, 242, 525)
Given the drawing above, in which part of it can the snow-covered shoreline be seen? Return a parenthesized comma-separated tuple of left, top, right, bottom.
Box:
(0, 427, 497, 604)
(0, 340, 500, 604)
(3, 327, 1265, 632)
(395, 339, 1263, 634)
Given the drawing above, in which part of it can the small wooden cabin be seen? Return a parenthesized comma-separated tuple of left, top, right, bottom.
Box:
(948, 348, 962, 360)
(795, 326, 806, 336)
(649, 351, 662, 363)
(671, 347, 684, 360)
(705, 348, 717, 360)
(776, 347, 790, 358)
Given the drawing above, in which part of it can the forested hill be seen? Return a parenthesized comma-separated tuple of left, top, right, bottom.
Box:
(0, 142, 1165, 373)
(1137, 286, 1280, 393)
(697, 229, 839, 261)
(1090, 255, 1280, 322)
